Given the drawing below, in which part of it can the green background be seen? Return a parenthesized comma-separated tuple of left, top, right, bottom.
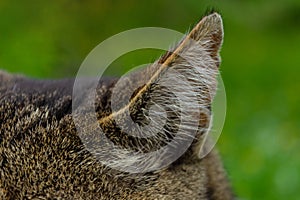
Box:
(1, 0, 299, 199)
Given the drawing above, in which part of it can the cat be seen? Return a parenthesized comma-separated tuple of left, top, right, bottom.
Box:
(0, 12, 233, 199)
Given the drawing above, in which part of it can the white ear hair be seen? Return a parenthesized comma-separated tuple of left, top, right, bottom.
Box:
(94, 13, 224, 172)
(189, 12, 224, 66)
(158, 12, 224, 159)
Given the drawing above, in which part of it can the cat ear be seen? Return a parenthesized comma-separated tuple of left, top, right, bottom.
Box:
(189, 12, 224, 67)
(158, 12, 224, 69)
(153, 12, 224, 159)
(155, 12, 224, 105)
(96, 13, 224, 172)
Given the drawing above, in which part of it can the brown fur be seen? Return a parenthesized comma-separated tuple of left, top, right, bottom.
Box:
(0, 13, 233, 199)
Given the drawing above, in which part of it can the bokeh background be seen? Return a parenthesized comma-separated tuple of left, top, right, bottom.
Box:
(1, 0, 299, 199)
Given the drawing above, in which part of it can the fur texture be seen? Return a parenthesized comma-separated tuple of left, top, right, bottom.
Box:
(0, 13, 233, 199)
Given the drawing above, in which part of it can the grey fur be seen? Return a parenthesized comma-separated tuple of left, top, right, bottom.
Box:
(0, 13, 233, 199)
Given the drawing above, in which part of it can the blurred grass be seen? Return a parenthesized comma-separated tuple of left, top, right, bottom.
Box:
(1, 0, 300, 199)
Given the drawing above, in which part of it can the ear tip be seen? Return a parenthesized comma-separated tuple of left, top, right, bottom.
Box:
(205, 12, 223, 31)
(193, 12, 224, 44)
(200, 12, 224, 45)
(207, 12, 222, 19)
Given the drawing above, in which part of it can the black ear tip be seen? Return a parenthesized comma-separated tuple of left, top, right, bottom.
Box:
(204, 7, 222, 16)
